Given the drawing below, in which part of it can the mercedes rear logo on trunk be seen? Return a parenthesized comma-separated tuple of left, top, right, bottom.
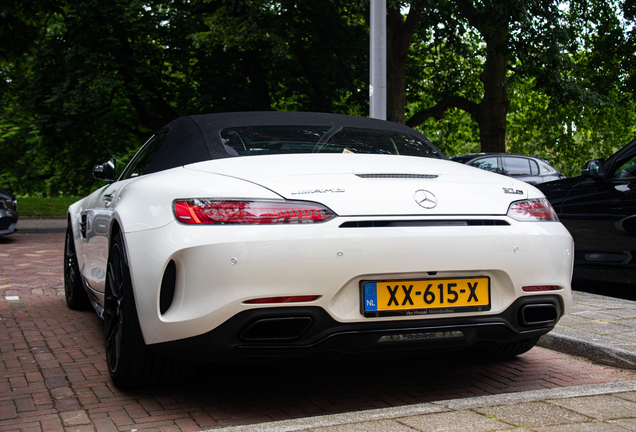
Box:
(414, 190, 438, 209)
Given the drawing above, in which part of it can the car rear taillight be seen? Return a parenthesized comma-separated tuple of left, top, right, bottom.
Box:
(173, 199, 336, 224)
(507, 198, 559, 222)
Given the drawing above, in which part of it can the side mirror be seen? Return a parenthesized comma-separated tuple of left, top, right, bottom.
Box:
(581, 158, 604, 178)
(93, 157, 117, 182)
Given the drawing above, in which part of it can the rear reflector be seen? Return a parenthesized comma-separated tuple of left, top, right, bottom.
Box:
(244, 296, 320, 304)
(174, 199, 335, 225)
(522, 285, 559, 292)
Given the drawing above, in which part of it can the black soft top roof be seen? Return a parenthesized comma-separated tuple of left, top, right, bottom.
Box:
(145, 111, 441, 175)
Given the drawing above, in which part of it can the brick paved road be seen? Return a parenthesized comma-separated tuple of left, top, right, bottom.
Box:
(1, 233, 635, 432)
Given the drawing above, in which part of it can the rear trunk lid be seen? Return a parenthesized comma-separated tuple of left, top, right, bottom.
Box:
(185, 154, 529, 216)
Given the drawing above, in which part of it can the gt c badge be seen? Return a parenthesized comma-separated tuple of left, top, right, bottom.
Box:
(414, 190, 438, 209)
(503, 187, 524, 195)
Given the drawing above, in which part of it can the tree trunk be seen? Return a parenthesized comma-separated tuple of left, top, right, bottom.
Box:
(243, 49, 272, 111)
(475, 26, 509, 153)
(405, 0, 510, 153)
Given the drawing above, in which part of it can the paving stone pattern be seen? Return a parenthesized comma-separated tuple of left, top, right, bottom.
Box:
(293, 390, 636, 432)
(1, 233, 636, 432)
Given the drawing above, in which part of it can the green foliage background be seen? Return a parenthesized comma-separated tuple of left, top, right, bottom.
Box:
(1, 0, 635, 195)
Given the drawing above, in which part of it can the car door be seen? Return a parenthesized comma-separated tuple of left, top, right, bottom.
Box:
(79, 132, 168, 295)
(76, 156, 119, 296)
(558, 143, 636, 285)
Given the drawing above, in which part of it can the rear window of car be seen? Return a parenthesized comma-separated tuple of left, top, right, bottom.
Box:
(538, 160, 557, 174)
(220, 126, 443, 159)
(504, 157, 536, 176)
(468, 157, 500, 173)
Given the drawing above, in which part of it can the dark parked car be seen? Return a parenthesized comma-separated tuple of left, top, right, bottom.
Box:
(537, 138, 636, 289)
(0, 189, 18, 236)
(450, 153, 566, 185)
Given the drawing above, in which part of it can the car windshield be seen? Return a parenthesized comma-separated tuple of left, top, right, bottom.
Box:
(220, 126, 443, 159)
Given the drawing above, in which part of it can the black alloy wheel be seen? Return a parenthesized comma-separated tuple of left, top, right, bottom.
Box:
(64, 224, 90, 310)
(104, 236, 126, 379)
(103, 231, 184, 388)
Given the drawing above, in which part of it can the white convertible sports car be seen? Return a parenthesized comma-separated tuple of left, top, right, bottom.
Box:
(64, 112, 574, 388)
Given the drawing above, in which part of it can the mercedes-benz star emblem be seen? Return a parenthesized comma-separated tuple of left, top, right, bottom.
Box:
(414, 189, 438, 209)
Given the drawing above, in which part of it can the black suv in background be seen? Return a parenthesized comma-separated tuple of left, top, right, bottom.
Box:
(537, 138, 636, 291)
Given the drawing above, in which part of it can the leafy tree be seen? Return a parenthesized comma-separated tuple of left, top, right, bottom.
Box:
(1, 0, 635, 196)
(198, 0, 369, 114)
(1, 0, 369, 195)
(0, 94, 46, 195)
(402, 0, 588, 153)
(398, 0, 635, 178)
(506, 80, 636, 177)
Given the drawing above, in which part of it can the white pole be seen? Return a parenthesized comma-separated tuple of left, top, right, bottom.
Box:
(369, 0, 387, 120)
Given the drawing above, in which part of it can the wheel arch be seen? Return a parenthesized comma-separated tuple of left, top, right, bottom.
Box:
(108, 217, 128, 267)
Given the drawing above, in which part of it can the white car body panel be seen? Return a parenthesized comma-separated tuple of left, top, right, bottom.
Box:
(125, 217, 573, 344)
(185, 154, 534, 216)
(70, 154, 573, 345)
(66, 113, 574, 379)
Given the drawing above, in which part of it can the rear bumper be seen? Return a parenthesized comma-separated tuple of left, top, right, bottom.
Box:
(150, 294, 563, 362)
(125, 218, 574, 345)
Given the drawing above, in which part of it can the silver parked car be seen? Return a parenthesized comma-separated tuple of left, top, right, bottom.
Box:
(450, 153, 565, 185)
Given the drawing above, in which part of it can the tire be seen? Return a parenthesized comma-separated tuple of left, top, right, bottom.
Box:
(104, 231, 184, 389)
(64, 224, 91, 310)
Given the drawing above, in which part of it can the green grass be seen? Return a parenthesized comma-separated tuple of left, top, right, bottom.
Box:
(17, 196, 80, 217)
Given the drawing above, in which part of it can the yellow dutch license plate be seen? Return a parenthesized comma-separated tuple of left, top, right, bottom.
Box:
(362, 277, 491, 317)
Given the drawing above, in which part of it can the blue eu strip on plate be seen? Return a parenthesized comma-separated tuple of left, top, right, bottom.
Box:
(364, 282, 377, 311)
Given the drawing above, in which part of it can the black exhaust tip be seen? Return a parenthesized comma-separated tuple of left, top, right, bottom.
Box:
(520, 304, 558, 326)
